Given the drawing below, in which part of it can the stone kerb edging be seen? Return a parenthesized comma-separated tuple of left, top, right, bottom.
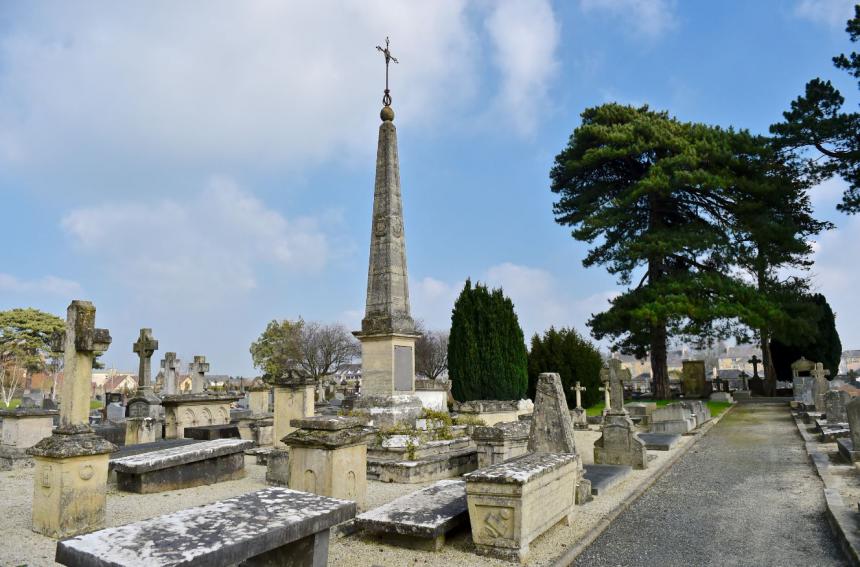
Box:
(793, 413, 860, 566)
(550, 403, 737, 567)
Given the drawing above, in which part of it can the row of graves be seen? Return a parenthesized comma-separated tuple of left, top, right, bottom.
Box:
(0, 300, 726, 566)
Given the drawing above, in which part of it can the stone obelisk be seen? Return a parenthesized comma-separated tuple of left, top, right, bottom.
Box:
(352, 38, 422, 427)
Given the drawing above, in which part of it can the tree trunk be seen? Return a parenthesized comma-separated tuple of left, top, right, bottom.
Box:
(651, 321, 671, 399)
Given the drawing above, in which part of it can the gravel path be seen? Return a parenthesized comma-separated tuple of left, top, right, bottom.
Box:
(573, 403, 846, 567)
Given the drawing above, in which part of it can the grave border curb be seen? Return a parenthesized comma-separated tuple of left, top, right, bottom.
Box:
(550, 402, 737, 567)
(793, 414, 860, 566)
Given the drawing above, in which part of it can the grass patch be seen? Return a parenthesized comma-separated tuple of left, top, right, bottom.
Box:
(90, 399, 104, 409)
(706, 401, 732, 416)
(0, 399, 21, 409)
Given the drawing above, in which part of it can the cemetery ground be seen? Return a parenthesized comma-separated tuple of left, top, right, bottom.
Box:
(2, 402, 748, 567)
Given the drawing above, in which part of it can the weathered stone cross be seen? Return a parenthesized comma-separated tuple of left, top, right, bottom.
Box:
(812, 362, 831, 381)
(54, 300, 111, 430)
(160, 352, 180, 395)
(572, 381, 587, 409)
(133, 328, 158, 392)
(607, 359, 626, 415)
(599, 385, 610, 411)
(189, 355, 210, 394)
(748, 355, 761, 378)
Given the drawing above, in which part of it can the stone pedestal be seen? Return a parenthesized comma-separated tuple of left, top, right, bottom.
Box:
(593, 413, 648, 469)
(247, 387, 270, 415)
(124, 417, 158, 446)
(266, 448, 291, 486)
(126, 389, 162, 420)
(161, 393, 241, 439)
(28, 427, 116, 538)
(284, 416, 374, 510)
(272, 377, 315, 448)
(473, 420, 531, 468)
(570, 407, 588, 430)
(350, 394, 423, 429)
(0, 408, 57, 469)
(237, 416, 274, 446)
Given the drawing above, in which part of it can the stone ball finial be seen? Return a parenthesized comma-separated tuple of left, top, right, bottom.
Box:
(380, 105, 395, 122)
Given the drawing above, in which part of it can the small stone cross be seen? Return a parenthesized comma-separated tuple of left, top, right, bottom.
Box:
(571, 381, 587, 409)
(57, 300, 112, 429)
(812, 362, 830, 381)
(189, 355, 210, 394)
(160, 352, 180, 395)
(133, 328, 159, 391)
(599, 385, 611, 411)
(748, 355, 761, 379)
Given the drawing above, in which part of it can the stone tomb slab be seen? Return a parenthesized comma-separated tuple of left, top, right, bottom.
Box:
(838, 438, 860, 462)
(464, 452, 578, 563)
(183, 423, 241, 441)
(355, 479, 467, 550)
(819, 424, 850, 443)
(637, 432, 681, 451)
(55, 487, 355, 567)
(583, 463, 632, 496)
(111, 438, 253, 493)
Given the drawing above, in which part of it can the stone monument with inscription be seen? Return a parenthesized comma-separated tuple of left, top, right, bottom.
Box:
(27, 300, 117, 538)
(125, 328, 162, 445)
(570, 381, 589, 430)
(593, 359, 647, 469)
(350, 39, 422, 428)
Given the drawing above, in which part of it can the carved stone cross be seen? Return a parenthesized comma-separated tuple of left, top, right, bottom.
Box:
(160, 352, 180, 395)
(812, 362, 830, 381)
(572, 381, 587, 409)
(189, 355, 210, 394)
(133, 328, 158, 391)
(607, 359, 626, 414)
(57, 300, 111, 429)
(748, 355, 761, 379)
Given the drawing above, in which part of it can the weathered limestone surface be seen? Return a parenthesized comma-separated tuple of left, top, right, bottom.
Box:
(464, 452, 578, 563)
(650, 404, 696, 434)
(112, 438, 252, 494)
(414, 378, 450, 412)
(583, 463, 633, 496)
(125, 328, 161, 420)
(285, 416, 373, 509)
(272, 374, 316, 448)
(824, 390, 850, 424)
(183, 423, 241, 440)
(55, 487, 356, 567)
(638, 432, 681, 451)
(528, 374, 577, 454)
(161, 392, 240, 440)
(473, 420, 530, 468)
(159, 352, 180, 396)
(29, 300, 117, 538)
(812, 363, 831, 411)
(680, 400, 712, 428)
(0, 409, 56, 469)
(455, 399, 532, 427)
(594, 413, 647, 469)
(355, 479, 467, 550)
(351, 393, 424, 429)
(124, 417, 157, 446)
(624, 402, 656, 426)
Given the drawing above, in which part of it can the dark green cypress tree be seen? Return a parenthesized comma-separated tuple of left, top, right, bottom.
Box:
(527, 327, 603, 408)
(449, 280, 528, 401)
(770, 293, 843, 379)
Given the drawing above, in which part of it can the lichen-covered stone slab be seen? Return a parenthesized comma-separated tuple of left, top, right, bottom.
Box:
(55, 487, 356, 567)
(356, 479, 467, 539)
(463, 452, 577, 485)
(111, 438, 252, 473)
(290, 415, 368, 431)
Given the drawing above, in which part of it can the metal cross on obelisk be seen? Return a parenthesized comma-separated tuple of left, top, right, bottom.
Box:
(376, 36, 399, 107)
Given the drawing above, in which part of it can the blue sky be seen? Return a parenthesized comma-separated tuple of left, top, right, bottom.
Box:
(0, 0, 857, 376)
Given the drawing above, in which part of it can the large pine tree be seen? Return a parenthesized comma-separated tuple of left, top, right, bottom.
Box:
(550, 104, 763, 399)
(448, 280, 528, 402)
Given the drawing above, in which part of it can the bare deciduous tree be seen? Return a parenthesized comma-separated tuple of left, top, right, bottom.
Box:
(415, 321, 449, 380)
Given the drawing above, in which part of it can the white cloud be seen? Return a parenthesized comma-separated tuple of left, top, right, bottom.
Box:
(485, 0, 560, 135)
(0, 1, 479, 176)
(410, 262, 617, 342)
(0, 274, 82, 296)
(60, 176, 329, 306)
(579, 0, 678, 39)
(794, 0, 857, 27)
(0, 1, 563, 181)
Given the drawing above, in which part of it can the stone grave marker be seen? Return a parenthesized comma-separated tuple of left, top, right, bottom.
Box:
(27, 300, 116, 538)
(189, 355, 210, 394)
(681, 360, 707, 398)
(593, 360, 647, 469)
(824, 390, 850, 423)
(160, 352, 180, 396)
(812, 362, 831, 411)
(570, 381, 588, 430)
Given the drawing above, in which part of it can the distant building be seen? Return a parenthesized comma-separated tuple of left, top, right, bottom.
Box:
(840, 350, 860, 374)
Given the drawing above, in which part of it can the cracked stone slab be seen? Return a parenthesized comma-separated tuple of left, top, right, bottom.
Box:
(55, 487, 356, 567)
(463, 452, 578, 485)
(355, 479, 467, 538)
(111, 438, 252, 474)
